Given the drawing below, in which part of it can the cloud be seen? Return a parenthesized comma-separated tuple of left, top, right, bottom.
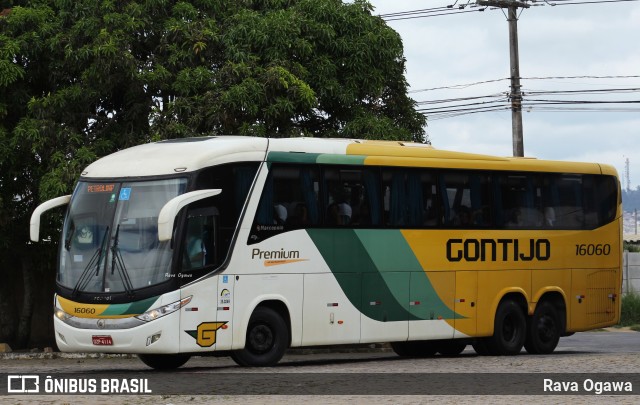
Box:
(371, 0, 640, 186)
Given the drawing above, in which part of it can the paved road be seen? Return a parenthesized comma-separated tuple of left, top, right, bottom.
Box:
(2, 330, 639, 404)
(556, 330, 640, 353)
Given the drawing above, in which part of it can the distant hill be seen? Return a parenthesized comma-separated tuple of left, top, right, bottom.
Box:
(623, 189, 640, 212)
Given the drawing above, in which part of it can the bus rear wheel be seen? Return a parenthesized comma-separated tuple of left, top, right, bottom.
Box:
(487, 300, 526, 355)
(524, 301, 561, 354)
(138, 353, 191, 370)
(231, 306, 288, 367)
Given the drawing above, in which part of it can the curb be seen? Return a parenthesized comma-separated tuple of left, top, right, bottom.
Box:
(0, 352, 137, 360)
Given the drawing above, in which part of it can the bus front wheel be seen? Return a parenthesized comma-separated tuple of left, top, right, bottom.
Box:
(487, 300, 526, 355)
(231, 306, 288, 367)
(138, 353, 191, 370)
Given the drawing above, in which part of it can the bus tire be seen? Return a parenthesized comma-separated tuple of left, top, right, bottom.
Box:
(524, 301, 561, 354)
(231, 306, 288, 367)
(138, 353, 191, 370)
(391, 341, 437, 358)
(436, 340, 467, 356)
(487, 300, 526, 355)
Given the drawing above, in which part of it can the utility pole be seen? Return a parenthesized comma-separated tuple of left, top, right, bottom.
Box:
(625, 157, 631, 192)
(476, 0, 529, 157)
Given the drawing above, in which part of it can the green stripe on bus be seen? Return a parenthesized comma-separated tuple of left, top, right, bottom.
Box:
(266, 151, 366, 166)
(306, 229, 459, 321)
(353, 229, 423, 272)
(316, 155, 366, 165)
(354, 230, 458, 319)
(267, 152, 321, 164)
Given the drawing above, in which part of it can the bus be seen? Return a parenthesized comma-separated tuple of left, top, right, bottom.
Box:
(30, 136, 622, 369)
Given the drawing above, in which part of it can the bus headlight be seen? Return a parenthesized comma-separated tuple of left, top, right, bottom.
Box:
(135, 296, 192, 322)
(54, 307, 73, 322)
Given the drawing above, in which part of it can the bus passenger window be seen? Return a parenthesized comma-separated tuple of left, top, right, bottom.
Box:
(441, 172, 492, 228)
(250, 165, 320, 243)
(324, 167, 380, 227)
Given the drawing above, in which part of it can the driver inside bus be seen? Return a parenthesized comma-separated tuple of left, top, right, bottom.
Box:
(184, 219, 207, 270)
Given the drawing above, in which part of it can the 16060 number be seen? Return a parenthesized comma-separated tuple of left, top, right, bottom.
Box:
(575, 244, 611, 256)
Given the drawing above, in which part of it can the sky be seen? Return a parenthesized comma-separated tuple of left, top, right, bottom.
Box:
(367, 0, 640, 189)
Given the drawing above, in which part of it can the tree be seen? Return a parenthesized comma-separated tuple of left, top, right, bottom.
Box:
(0, 0, 426, 347)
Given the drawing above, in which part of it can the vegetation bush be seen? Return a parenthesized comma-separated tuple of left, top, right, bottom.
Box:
(620, 291, 640, 326)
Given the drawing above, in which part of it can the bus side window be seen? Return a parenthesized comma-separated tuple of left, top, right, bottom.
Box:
(382, 168, 429, 228)
(182, 208, 218, 271)
(251, 165, 320, 243)
(499, 173, 541, 229)
(546, 174, 584, 229)
(324, 167, 381, 227)
(440, 172, 491, 228)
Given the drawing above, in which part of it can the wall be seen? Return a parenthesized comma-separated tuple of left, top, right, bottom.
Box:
(624, 251, 640, 294)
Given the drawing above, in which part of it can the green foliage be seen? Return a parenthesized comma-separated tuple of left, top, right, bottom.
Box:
(624, 242, 640, 253)
(0, 0, 426, 323)
(620, 292, 640, 327)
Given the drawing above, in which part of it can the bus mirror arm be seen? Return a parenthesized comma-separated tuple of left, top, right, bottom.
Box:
(157, 189, 222, 242)
(30, 195, 72, 242)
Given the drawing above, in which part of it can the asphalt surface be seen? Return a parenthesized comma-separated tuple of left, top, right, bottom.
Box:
(1, 330, 638, 403)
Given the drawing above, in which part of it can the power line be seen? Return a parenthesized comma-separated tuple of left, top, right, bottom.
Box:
(415, 84, 640, 120)
(525, 75, 640, 81)
(379, 0, 640, 22)
(523, 99, 640, 104)
(409, 78, 510, 93)
(416, 93, 507, 105)
(380, 1, 640, 122)
(380, 8, 484, 21)
(410, 76, 640, 93)
(539, 0, 640, 6)
(524, 87, 640, 95)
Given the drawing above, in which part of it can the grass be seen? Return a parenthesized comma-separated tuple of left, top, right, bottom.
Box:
(620, 291, 640, 327)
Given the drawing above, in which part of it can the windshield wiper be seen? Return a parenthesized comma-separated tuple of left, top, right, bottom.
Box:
(110, 224, 135, 298)
(72, 226, 109, 297)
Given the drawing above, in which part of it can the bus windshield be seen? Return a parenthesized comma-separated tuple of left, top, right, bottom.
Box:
(58, 178, 188, 294)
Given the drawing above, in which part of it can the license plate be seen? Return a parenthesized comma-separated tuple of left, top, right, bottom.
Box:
(92, 335, 113, 346)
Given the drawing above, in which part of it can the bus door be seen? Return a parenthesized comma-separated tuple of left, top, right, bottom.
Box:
(178, 206, 232, 352)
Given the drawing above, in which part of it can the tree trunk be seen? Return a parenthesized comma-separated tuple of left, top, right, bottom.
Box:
(16, 254, 34, 348)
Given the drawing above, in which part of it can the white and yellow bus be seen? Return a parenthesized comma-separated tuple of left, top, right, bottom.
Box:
(30, 136, 622, 369)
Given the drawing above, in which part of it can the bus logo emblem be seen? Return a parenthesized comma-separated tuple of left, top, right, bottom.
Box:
(185, 322, 227, 347)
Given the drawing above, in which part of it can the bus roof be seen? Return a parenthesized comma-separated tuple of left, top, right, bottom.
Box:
(80, 136, 616, 178)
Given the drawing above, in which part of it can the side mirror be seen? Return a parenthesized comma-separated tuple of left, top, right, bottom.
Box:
(157, 189, 222, 242)
(30, 195, 72, 242)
